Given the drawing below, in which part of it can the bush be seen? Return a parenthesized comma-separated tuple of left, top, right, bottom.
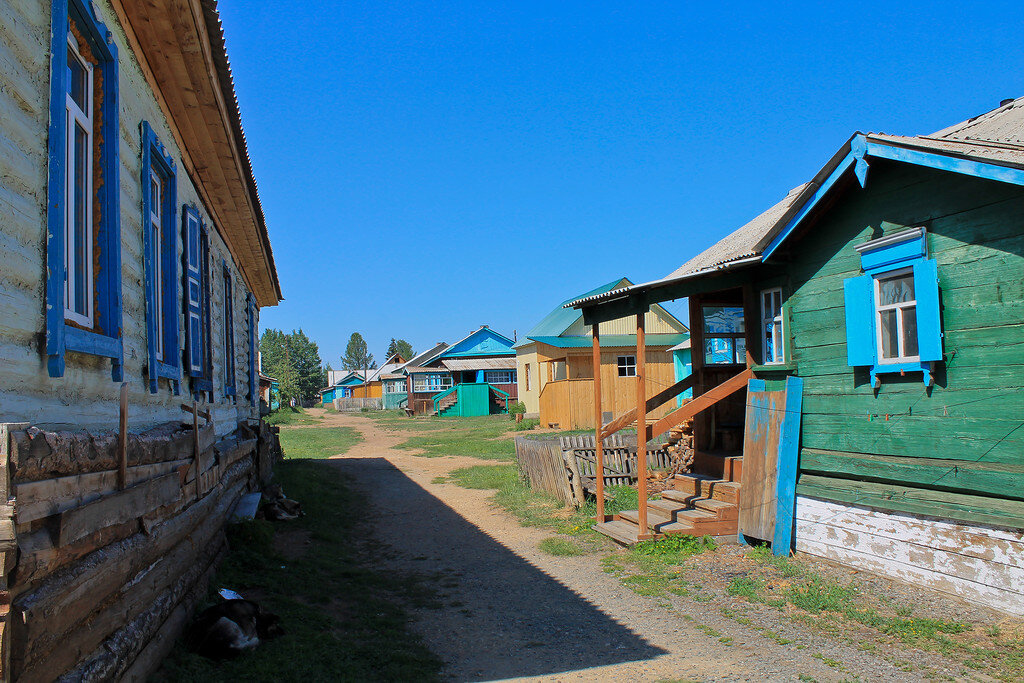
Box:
(513, 418, 539, 431)
(508, 401, 526, 419)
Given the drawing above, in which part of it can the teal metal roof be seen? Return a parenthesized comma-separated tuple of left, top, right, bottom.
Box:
(514, 278, 628, 348)
(436, 326, 517, 359)
(528, 333, 689, 349)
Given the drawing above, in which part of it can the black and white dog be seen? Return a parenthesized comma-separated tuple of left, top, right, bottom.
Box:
(189, 599, 283, 659)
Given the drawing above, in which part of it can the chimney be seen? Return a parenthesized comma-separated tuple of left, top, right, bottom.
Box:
(1000, 98, 1015, 107)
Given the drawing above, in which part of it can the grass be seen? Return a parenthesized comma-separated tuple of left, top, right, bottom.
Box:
(154, 458, 442, 682)
(602, 535, 717, 598)
(377, 414, 516, 461)
(279, 426, 363, 460)
(538, 537, 589, 556)
(264, 406, 324, 426)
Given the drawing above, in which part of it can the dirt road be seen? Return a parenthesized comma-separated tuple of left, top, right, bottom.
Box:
(319, 412, 957, 682)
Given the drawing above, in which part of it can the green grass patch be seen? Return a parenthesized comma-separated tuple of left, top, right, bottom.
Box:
(538, 536, 589, 556)
(280, 426, 362, 460)
(155, 459, 442, 682)
(445, 464, 519, 490)
(602, 535, 716, 598)
(727, 576, 765, 602)
(265, 406, 323, 426)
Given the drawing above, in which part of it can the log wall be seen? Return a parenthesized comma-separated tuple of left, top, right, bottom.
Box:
(0, 418, 279, 681)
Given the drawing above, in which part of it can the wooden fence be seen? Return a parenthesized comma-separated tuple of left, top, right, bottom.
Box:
(333, 397, 383, 411)
(514, 433, 671, 506)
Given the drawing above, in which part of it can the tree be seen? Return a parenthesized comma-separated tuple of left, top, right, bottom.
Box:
(342, 332, 375, 372)
(386, 338, 414, 361)
(260, 328, 327, 405)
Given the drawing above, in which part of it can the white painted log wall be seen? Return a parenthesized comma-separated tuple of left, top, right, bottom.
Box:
(795, 496, 1024, 616)
(0, 0, 258, 435)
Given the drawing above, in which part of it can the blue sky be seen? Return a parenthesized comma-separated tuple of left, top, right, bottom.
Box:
(218, 0, 1023, 367)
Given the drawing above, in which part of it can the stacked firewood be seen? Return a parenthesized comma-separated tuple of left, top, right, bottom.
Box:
(665, 418, 695, 475)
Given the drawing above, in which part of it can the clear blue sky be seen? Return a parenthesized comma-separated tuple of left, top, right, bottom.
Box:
(218, 0, 1023, 367)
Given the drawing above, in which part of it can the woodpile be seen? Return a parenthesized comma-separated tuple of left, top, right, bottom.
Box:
(664, 418, 695, 476)
(0, 415, 281, 681)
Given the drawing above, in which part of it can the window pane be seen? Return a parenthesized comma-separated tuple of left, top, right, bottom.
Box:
(735, 337, 746, 363)
(879, 309, 898, 359)
(67, 48, 87, 112)
(902, 306, 919, 357)
(878, 273, 915, 306)
(764, 327, 775, 363)
(73, 122, 89, 316)
(705, 337, 734, 364)
(703, 306, 744, 334)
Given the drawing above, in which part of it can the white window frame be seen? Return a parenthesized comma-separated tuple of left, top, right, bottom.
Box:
(524, 363, 531, 391)
(874, 266, 920, 364)
(484, 370, 514, 385)
(617, 355, 636, 378)
(150, 169, 164, 360)
(64, 32, 94, 327)
(760, 287, 784, 365)
(413, 374, 453, 392)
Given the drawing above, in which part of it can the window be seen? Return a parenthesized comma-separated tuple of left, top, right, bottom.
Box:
(524, 363, 531, 391)
(223, 263, 236, 397)
(183, 206, 213, 397)
(413, 374, 452, 392)
(844, 228, 942, 386)
(761, 288, 784, 364)
(484, 370, 515, 384)
(384, 380, 405, 394)
(141, 122, 180, 394)
(46, 0, 123, 380)
(550, 360, 567, 381)
(703, 306, 745, 364)
(617, 355, 636, 377)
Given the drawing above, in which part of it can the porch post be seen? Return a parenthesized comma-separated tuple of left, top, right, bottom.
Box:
(636, 312, 649, 538)
(592, 322, 604, 523)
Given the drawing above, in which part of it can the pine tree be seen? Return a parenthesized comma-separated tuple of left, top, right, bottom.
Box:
(342, 333, 375, 372)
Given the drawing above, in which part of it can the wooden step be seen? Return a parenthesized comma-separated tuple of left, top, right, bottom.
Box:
(667, 477, 740, 504)
(618, 508, 674, 531)
(594, 520, 640, 545)
(693, 497, 738, 520)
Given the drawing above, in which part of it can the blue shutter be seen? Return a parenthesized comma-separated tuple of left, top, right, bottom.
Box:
(183, 208, 204, 377)
(223, 263, 236, 397)
(843, 274, 876, 367)
(142, 140, 159, 394)
(914, 258, 943, 362)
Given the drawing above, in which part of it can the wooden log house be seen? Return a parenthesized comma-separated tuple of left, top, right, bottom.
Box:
(0, 0, 282, 677)
(568, 98, 1024, 615)
(515, 277, 690, 429)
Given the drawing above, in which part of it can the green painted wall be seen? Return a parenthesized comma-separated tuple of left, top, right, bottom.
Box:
(752, 162, 1024, 527)
(383, 392, 408, 410)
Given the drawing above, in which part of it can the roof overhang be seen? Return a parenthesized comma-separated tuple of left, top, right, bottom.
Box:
(109, 0, 281, 306)
(569, 130, 1024, 325)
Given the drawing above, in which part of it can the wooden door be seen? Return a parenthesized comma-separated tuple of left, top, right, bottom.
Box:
(738, 376, 803, 553)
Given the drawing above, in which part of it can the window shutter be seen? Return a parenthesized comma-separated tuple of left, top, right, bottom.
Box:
(914, 258, 943, 362)
(142, 151, 159, 394)
(843, 274, 876, 367)
(247, 292, 257, 406)
(183, 210, 204, 377)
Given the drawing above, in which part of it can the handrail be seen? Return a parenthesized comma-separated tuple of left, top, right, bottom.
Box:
(488, 384, 509, 398)
(431, 384, 459, 412)
(600, 374, 696, 439)
(646, 368, 753, 442)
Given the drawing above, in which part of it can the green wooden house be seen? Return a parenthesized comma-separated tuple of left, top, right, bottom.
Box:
(570, 97, 1024, 615)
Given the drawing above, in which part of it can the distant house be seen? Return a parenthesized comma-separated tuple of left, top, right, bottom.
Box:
(569, 98, 1024, 615)
(320, 370, 366, 404)
(406, 327, 518, 416)
(516, 278, 689, 429)
(347, 353, 407, 400)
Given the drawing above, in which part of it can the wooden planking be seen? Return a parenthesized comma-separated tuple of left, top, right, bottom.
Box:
(796, 497, 1024, 616)
(15, 458, 190, 525)
(800, 448, 1024, 500)
(796, 474, 1024, 530)
(56, 472, 181, 546)
(739, 382, 782, 543)
(513, 437, 575, 505)
(798, 496, 1024, 570)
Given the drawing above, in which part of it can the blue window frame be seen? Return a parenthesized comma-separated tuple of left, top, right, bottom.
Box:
(183, 205, 214, 398)
(45, 0, 123, 381)
(223, 262, 236, 398)
(247, 292, 257, 406)
(141, 122, 180, 394)
(843, 228, 943, 386)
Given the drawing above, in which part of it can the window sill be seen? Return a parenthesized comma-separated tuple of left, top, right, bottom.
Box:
(66, 325, 121, 359)
(154, 360, 180, 381)
(869, 360, 934, 387)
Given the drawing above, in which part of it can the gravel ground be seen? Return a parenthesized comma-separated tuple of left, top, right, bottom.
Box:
(318, 412, 1020, 682)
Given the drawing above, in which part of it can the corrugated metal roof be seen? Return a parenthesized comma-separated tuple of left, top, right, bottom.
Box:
(529, 334, 689, 349)
(514, 278, 630, 348)
(932, 96, 1024, 145)
(403, 366, 450, 375)
(441, 357, 518, 371)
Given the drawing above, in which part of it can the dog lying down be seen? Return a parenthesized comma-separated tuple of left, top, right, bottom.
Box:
(189, 599, 283, 659)
(257, 484, 303, 521)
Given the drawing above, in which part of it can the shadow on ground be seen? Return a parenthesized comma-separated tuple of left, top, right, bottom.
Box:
(328, 457, 666, 681)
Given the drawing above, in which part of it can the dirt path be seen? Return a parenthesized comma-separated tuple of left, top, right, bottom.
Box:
(315, 412, 948, 682)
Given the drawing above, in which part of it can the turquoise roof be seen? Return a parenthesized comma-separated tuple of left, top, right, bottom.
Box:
(435, 327, 516, 359)
(515, 278, 628, 347)
(528, 333, 689, 349)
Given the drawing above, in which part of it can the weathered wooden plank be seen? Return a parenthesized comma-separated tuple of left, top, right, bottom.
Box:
(797, 496, 1024, 569)
(800, 448, 1024, 499)
(796, 474, 1024, 530)
(56, 472, 182, 546)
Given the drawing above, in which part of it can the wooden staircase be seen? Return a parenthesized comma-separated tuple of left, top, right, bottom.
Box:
(594, 456, 743, 546)
(434, 387, 459, 415)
